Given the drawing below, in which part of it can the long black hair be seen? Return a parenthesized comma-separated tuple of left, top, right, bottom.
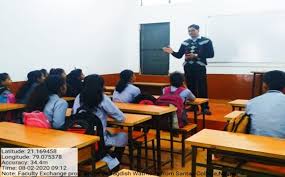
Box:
(80, 74, 104, 109)
(16, 70, 43, 100)
(66, 69, 83, 96)
(49, 68, 66, 78)
(26, 75, 66, 112)
(170, 71, 185, 88)
(40, 69, 48, 78)
(0, 73, 10, 95)
(115, 70, 134, 93)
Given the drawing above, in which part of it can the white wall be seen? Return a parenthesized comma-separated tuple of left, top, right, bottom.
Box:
(2, 0, 285, 80)
(125, 0, 285, 74)
(0, 0, 131, 81)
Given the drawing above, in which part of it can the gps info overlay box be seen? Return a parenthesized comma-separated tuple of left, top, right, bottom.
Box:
(1, 148, 78, 176)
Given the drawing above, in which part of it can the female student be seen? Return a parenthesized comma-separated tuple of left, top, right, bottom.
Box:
(162, 72, 196, 125)
(0, 73, 15, 103)
(112, 70, 141, 103)
(16, 70, 45, 104)
(40, 69, 48, 80)
(25, 75, 68, 129)
(49, 68, 67, 79)
(163, 71, 196, 102)
(73, 74, 127, 170)
(66, 69, 84, 97)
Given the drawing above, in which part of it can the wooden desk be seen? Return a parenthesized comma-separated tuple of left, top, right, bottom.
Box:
(0, 122, 99, 174)
(186, 129, 285, 177)
(105, 86, 115, 92)
(134, 82, 169, 95)
(0, 103, 26, 121)
(108, 113, 151, 127)
(108, 113, 151, 170)
(62, 97, 75, 102)
(228, 99, 249, 111)
(114, 102, 176, 175)
(109, 169, 158, 177)
(115, 102, 176, 115)
(134, 82, 169, 87)
(224, 111, 245, 122)
(251, 71, 266, 98)
(0, 104, 26, 112)
(186, 98, 209, 129)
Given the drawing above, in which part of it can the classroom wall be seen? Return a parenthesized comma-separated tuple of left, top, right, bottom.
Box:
(0, 0, 132, 81)
(125, 0, 285, 74)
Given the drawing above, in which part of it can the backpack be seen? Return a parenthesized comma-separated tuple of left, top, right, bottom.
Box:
(23, 111, 51, 129)
(133, 93, 157, 105)
(65, 106, 107, 161)
(224, 114, 251, 134)
(0, 90, 16, 103)
(156, 87, 186, 128)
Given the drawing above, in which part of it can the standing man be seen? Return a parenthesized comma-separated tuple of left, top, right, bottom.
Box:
(163, 24, 214, 115)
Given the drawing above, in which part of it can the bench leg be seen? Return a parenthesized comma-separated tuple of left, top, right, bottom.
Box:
(152, 139, 156, 173)
(181, 133, 186, 167)
(191, 146, 197, 177)
(206, 149, 214, 177)
(137, 143, 142, 171)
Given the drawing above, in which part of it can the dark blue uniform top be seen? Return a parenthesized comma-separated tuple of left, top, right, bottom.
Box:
(171, 36, 214, 65)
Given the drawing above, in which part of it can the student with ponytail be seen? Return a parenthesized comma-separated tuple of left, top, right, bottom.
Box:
(16, 70, 45, 104)
(112, 69, 141, 103)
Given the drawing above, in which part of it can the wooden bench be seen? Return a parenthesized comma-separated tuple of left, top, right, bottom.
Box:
(224, 111, 245, 122)
(161, 123, 197, 167)
(240, 162, 285, 177)
(107, 113, 155, 171)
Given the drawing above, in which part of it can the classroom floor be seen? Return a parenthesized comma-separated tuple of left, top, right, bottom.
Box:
(97, 99, 233, 177)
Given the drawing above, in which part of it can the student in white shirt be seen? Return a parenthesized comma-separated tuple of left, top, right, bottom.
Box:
(112, 70, 141, 103)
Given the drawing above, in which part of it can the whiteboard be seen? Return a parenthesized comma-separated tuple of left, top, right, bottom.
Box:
(207, 12, 285, 63)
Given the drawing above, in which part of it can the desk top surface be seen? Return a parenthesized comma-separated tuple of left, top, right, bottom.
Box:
(62, 97, 76, 101)
(134, 82, 169, 87)
(228, 99, 249, 107)
(105, 86, 115, 91)
(0, 104, 26, 112)
(107, 113, 151, 127)
(0, 122, 99, 148)
(186, 129, 285, 160)
(114, 102, 176, 115)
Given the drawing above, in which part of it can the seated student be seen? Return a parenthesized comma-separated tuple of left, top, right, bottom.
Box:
(26, 75, 68, 129)
(73, 74, 127, 170)
(163, 71, 196, 102)
(16, 70, 45, 104)
(112, 70, 141, 103)
(49, 68, 67, 79)
(40, 69, 48, 80)
(246, 70, 285, 139)
(66, 69, 84, 97)
(0, 73, 16, 103)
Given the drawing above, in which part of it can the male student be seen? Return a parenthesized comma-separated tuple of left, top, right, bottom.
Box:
(246, 70, 285, 139)
(163, 24, 214, 115)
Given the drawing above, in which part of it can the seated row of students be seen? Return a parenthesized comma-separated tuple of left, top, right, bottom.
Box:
(23, 73, 126, 170)
(0, 68, 85, 104)
(112, 69, 196, 104)
(246, 70, 285, 139)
